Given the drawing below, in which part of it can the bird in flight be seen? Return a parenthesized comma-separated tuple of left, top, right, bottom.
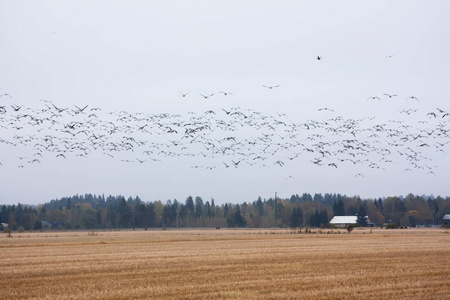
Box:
(316, 56, 322, 60)
(199, 93, 214, 99)
(406, 96, 419, 101)
(262, 85, 280, 89)
(74, 105, 88, 113)
(367, 96, 381, 101)
(0, 93, 13, 99)
(11, 104, 22, 111)
(383, 94, 397, 98)
(179, 91, 189, 98)
(318, 108, 334, 112)
(219, 92, 233, 96)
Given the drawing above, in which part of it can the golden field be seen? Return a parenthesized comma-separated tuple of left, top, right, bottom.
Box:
(0, 228, 449, 299)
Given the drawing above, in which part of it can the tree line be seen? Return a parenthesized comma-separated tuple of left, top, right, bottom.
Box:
(1, 193, 449, 230)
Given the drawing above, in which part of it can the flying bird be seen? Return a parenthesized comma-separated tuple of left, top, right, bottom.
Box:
(199, 93, 214, 99)
(318, 108, 334, 112)
(316, 56, 322, 60)
(406, 96, 419, 101)
(383, 94, 397, 98)
(262, 85, 280, 89)
(367, 97, 381, 101)
(0, 93, 13, 98)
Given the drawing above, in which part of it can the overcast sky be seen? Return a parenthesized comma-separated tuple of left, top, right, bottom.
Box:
(1, 1, 450, 206)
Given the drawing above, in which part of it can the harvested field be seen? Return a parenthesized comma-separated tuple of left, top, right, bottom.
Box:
(1, 228, 449, 299)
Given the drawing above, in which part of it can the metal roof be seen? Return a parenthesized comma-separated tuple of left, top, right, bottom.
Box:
(443, 214, 450, 220)
(330, 216, 358, 224)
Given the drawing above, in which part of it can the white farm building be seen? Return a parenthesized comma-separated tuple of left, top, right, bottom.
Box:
(329, 216, 358, 226)
(329, 215, 371, 226)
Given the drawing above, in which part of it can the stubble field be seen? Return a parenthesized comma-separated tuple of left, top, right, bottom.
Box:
(0, 228, 449, 299)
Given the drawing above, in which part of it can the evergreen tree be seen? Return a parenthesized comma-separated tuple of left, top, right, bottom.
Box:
(357, 205, 368, 226)
(204, 201, 211, 218)
(118, 197, 131, 227)
(194, 196, 203, 219)
(185, 196, 195, 215)
(145, 202, 155, 228)
(224, 203, 229, 217)
(256, 197, 264, 216)
(227, 205, 246, 227)
(107, 198, 117, 228)
(290, 207, 300, 228)
(211, 198, 215, 218)
(33, 220, 42, 230)
(320, 209, 329, 226)
(335, 199, 345, 215)
(378, 198, 383, 212)
(234, 205, 246, 227)
(96, 205, 101, 228)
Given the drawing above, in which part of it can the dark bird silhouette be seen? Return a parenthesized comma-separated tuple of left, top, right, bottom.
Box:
(262, 85, 280, 89)
(318, 108, 334, 112)
(406, 96, 419, 101)
(199, 93, 214, 99)
(0, 93, 13, 98)
(383, 94, 397, 98)
(316, 56, 322, 60)
(367, 97, 381, 101)
(11, 104, 22, 111)
(74, 105, 88, 113)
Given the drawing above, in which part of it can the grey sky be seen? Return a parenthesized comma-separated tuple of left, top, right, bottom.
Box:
(1, 1, 450, 206)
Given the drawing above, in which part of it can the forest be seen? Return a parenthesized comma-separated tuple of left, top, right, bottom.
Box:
(1, 193, 449, 231)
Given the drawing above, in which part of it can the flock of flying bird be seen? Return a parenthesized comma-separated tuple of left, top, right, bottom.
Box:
(1, 87, 449, 179)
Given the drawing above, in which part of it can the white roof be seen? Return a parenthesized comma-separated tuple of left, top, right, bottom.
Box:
(330, 216, 358, 224)
(443, 214, 450, 220)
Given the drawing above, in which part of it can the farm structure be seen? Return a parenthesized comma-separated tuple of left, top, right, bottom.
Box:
(329, 216, 372, 227)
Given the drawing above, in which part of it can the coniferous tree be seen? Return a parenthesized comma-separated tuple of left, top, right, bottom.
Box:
(211, 198, 215, 218)
(185, 196, 194, 216)
(195, 196, 203, 219)
(224, 203, 229, 217)
(335, 199, 345, 216)
(357, 205, 368, 226)
(204, 201, 211, 218)
(107, 198, 117, 229)
(290, 207, 301, 228)
(256, 197, 264, 216)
